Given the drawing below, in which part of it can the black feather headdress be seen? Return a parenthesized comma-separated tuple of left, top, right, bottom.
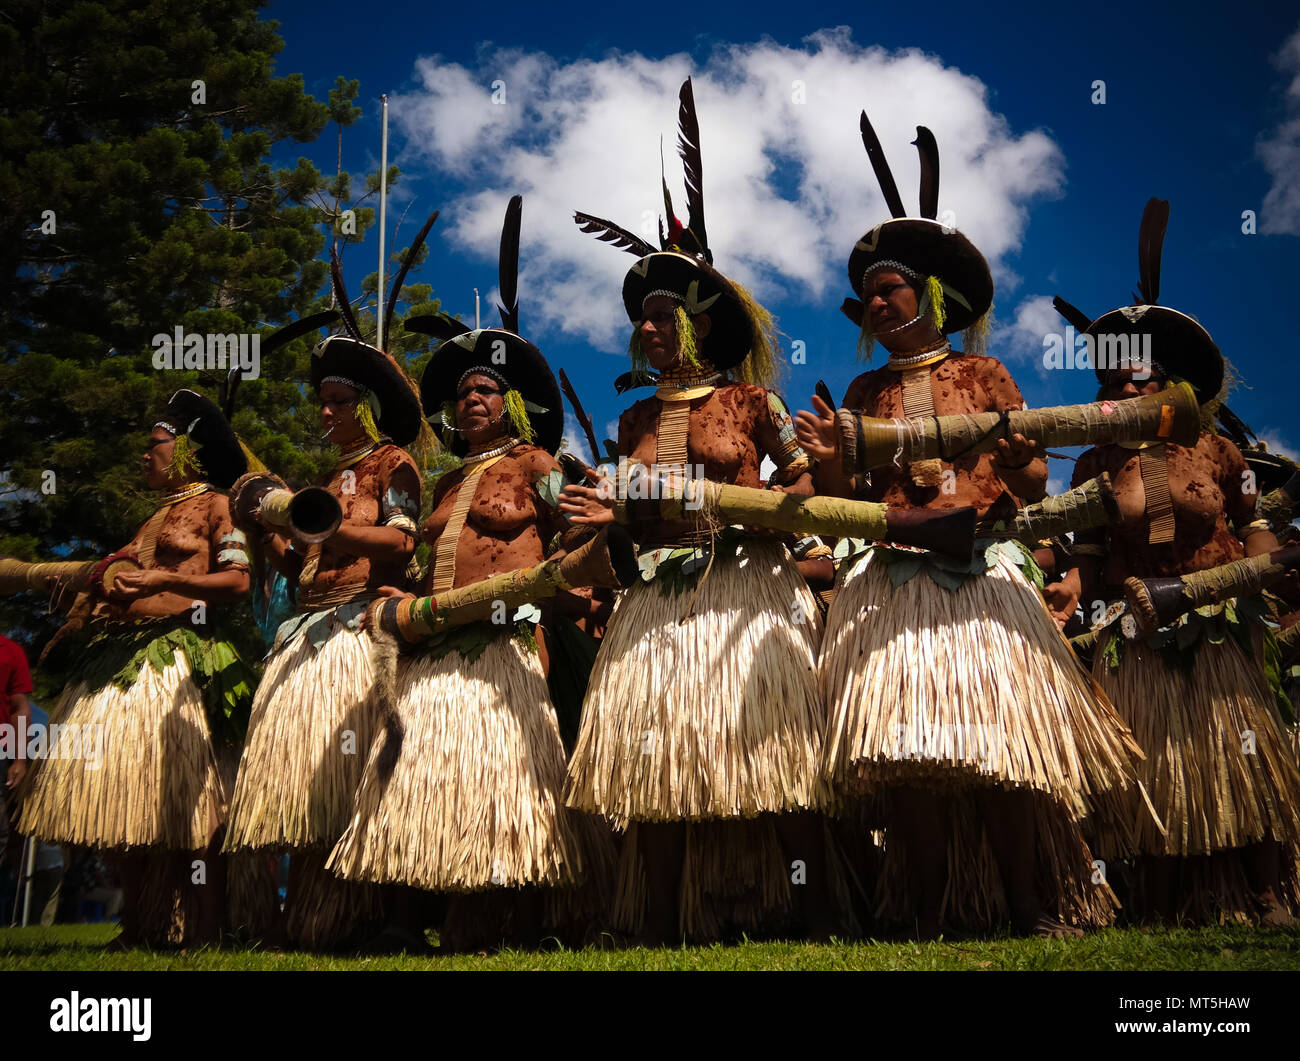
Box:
(1052, 197, 1223, 402)
(845, 109, 992, 339)
(573, 77, 779, 382)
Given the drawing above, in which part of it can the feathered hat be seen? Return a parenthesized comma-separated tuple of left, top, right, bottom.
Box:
(843, 113, 994, 358)
(573, 78, 779, 386)
(309, 215, 440, 450)
(405, 196, 563, 457)
(1053, 198, 1224, 404)
(154, 389, 247, 489)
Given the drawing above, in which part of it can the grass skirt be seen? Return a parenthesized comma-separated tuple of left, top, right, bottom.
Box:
(610, 816, 862, 941)
(225, 622, 378, 850)
(328, 632, 609, 894)
(1091, 629, 1300, 859)
(821, 548, 1147, 829)
(564, 540, 830, 824)
(18, 652, 224, 851)
(872, 788, 1118, 932)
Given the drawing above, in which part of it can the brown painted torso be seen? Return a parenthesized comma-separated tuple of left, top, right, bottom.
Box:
(424, 444, 562, 591)
(1073, 431, 1253, 585)
(843, 353, 1037, 515)
(306, 444, 420, 597)
(620, 382, 783, 546)
(95, 491, 242, 621)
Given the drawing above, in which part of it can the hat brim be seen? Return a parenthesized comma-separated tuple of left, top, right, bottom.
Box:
(420, 329, 564, 457)
(310, 336, 423, 447)
(1244, 450, 1298, 495)
(846, 218, 993, 334)
(159, 389, 247, 490)
(621, 252, 753, 372)
(1086, 305, 1223, 401)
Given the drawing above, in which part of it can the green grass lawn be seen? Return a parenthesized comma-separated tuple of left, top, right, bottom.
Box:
(3, 922, 1299, 971)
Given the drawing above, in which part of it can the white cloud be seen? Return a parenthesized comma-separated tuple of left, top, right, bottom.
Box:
(1258, 23, 1300, 235)
(561, 410, 590, 464)
(391, 29, 1064, 351)
(1256, 429, 1300, 465)
(998, 294, 1060, 367)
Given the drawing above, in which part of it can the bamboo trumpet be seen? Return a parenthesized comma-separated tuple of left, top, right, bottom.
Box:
(615, 472, 977, 560)
(975, 474, 1118, 543)
(230, 472, 342, 544)
(836, 382, 1201, 475)
(1123, 544, 1300, 637)
(372, 525, 639, 643)
(0, 555, 139, 597)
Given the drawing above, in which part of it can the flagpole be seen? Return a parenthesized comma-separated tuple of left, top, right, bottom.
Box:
(474, 288, 481, 329)
(377, 94, 389, 349)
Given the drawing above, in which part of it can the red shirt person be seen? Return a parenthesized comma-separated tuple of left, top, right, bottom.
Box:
(0, 634, 34, 789)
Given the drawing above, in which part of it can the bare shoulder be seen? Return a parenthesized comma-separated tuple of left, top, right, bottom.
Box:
(374, 443, 418, 477)
(508, 444, 561, 480)
(842, 368, 887, 409)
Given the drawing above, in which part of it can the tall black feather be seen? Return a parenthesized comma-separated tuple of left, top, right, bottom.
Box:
(221, 365, 242, 422)
(815, 379, 837, 410)
(383, 211, 439, 343)
(403, 313, 472, 341)
(676, 78, 710, 262)
(860, 110, 907, 219)
(1216, 403, 1258, 449)
(498, 195, 522, 334)
(1135, 197, 1170, 306)
(573, 212, 656, 258)
(261, 310, 342, 357)
(329, 245, 364, 341)
(913, 126, 940, 220)
(1052, 296, 1094, 333)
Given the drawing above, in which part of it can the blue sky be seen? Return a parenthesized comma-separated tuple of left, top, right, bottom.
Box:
(265, 0, 1300, 486)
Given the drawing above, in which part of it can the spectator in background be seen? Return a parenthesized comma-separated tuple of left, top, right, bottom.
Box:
(0, 634, 33, 867)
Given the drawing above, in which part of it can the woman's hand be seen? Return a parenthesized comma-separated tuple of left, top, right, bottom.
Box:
(794, 394, 840, 462)
(360, 585, 415, 632)
(993, 432, 1046, 470)
(558, 483, 616, 526)
(1042, 571, 1081, 630)
(109, 568, 168, 602)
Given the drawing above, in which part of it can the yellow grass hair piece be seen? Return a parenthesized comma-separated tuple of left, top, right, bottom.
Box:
(237, 437, 267, 474)
(438, 400, 458, 449)
(728, 277, 782, 388)
(675, 305, 702, 370)
(168, 432, 202, 481)
(356, 391, 384, 444)
(504, 387, 536, 444)
(857, 315, 876, 362)
(627, 324, 649, 373)
(962, 309, 992, 356)
(925, 275, 947, 332)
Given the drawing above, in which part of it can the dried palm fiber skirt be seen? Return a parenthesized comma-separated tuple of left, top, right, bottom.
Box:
(225, 620, 378, 851)
(609, 815, 863, 941)
(18, 650, 224, 851)
(328, 629, 612, 893)
(124, 743, 279, 947)
(820, 547, 1149, 831)
(1091, 627, 1300, 859)
(563, 539, 830, 824)
(870, 787, 1119, 931)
